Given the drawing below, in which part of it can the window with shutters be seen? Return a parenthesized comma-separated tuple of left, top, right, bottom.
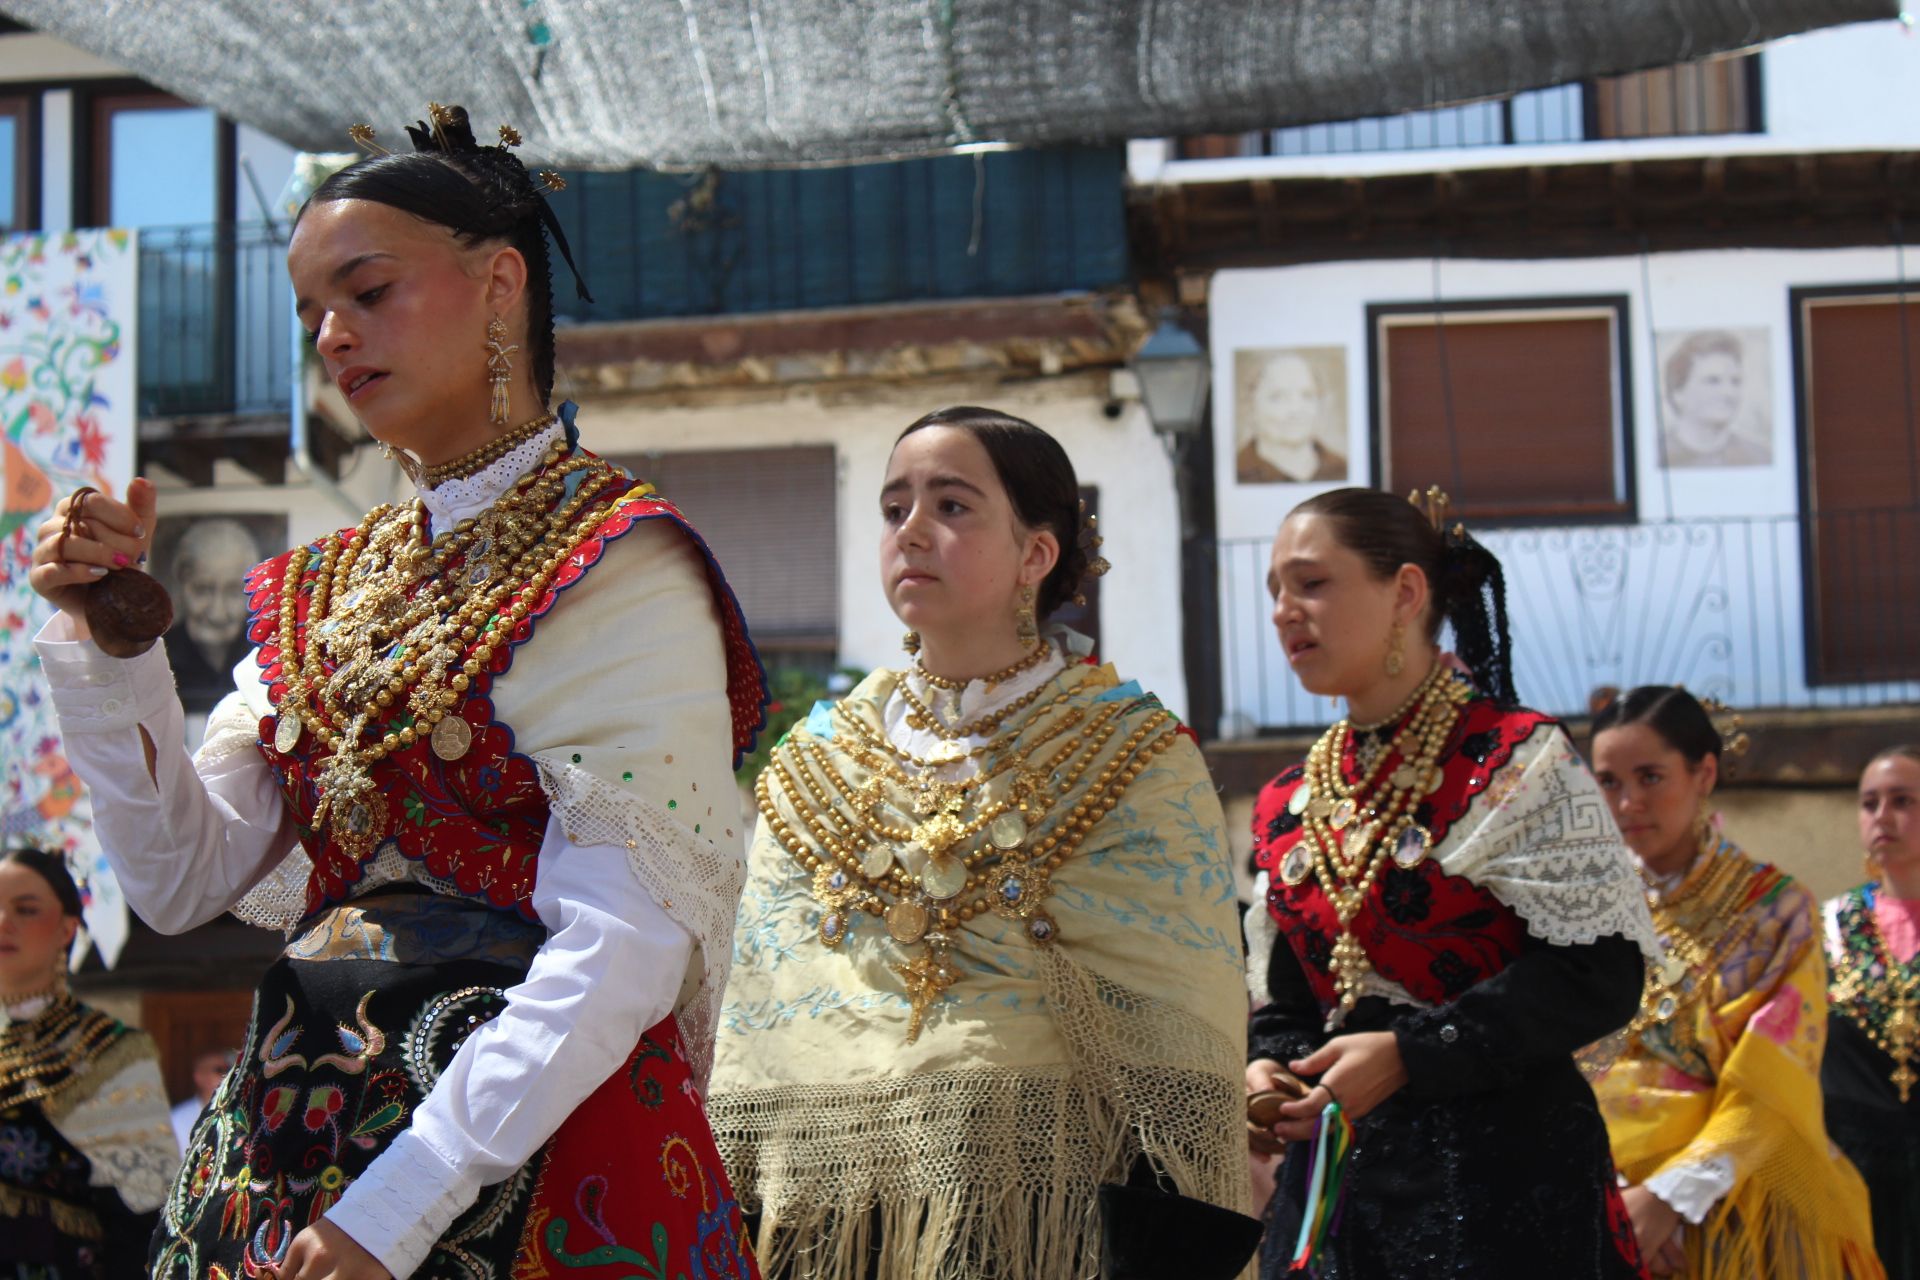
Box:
(608, 445, 840, 676)
(1791, 287, 1920, 684)
(1369, 298, 1636, 524)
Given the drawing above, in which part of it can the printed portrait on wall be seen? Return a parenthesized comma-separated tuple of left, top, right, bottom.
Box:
(150, 513, 286, 710)
(1656, 327, 1772, 468)
(1233, 346, 1349, 484)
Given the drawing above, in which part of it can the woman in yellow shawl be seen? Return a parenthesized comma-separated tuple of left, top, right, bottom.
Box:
(1589, 686, 1880, 1279)
(707, 407, 1258, 1280)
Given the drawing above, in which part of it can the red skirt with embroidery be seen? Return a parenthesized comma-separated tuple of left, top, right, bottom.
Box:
(150, 899, 757, 1280)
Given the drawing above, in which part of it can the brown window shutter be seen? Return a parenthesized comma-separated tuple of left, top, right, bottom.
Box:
(1799, 294, 1920, 683)
(1379, 309, 1627, 522)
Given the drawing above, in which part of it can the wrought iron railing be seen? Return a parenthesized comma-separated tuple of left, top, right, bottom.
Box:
(1176, 53, 1760, 161)
(137, 221, 291, 418)
(1213, 508, 1920, 735)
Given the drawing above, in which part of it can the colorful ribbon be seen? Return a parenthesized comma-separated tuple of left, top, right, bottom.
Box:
(1289, 1100, 1355, 1273)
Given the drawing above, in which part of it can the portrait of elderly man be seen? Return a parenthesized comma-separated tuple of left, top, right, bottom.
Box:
(153, 514, 281, 710)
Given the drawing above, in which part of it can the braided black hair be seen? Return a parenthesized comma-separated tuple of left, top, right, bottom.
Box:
(298, 105, 591, 406)
(1288, 487, 1518, 705)
(0, 848, 84, 917)
(896, 406, 1094, 618)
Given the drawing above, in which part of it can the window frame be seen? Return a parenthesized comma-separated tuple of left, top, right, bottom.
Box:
(80, 84, 233, 229)
(0, 92, 38, 233)
(1365, 294, 1639, 527)
(1789, 281, 1920, 686)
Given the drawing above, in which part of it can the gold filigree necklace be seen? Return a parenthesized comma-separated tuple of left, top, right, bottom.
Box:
(759, 683, 1177, 1041)
(1280, 665, 1469, 1027)
(270, 444, 632, 863)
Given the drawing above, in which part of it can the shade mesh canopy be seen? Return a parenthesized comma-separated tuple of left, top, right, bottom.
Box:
(1, 0, 1895, 169)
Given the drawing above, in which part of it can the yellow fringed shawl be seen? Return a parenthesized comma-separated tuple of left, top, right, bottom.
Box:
(1592, 844, 1883, 1280)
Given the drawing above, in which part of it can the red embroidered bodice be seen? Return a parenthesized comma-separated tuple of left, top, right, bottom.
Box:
(1252, 699, 1552, 1011)
(244, 483, 766, 923)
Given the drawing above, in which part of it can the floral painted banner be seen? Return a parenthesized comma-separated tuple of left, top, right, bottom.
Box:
(0, 228, 137, 965)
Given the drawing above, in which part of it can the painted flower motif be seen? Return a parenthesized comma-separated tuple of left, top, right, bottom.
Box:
(0, 1123, 52, 1180)
(1749, 986, 1804, 1049)
(0, 356, 25, 391)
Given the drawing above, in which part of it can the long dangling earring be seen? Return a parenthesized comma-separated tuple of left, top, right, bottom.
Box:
(1384, 621, 1406, 678)
(902, 630, 920, 655)
(1865, 852, 1882, 886)
(1016, 584, 1039, 649)
(485, 316, 518, 427)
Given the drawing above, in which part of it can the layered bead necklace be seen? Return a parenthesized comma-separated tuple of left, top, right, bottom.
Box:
(0, 993, 118, 1108)
(757, 675, 1178, 1042)
(1280, 664, 1471, 1027)
(1831, 888, 1920, 1102)
(269, 423, 629, 865)
(1627, 841, 1769, 1041)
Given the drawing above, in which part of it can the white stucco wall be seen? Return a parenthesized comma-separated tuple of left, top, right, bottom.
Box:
(1207, 243, 1920, 730)
(148, 372, 1195, 724)
(1209, 242, 1916, 537)
(565, 376, 1193, 720)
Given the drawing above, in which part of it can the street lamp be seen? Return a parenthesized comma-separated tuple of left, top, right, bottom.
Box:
(1130, 316, 1211, 436)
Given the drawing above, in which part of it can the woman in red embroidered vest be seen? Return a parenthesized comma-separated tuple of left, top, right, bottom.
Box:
(1244, 487, 1659, 1280)
(1825, 746, 1920, 1279)
(28, 106, 767, 1280)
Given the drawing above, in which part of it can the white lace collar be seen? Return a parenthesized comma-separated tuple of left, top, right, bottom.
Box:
(415, 418, 567, 535)
(883, 627, 1089, 775)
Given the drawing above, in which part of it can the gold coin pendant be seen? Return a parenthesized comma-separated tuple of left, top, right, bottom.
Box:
(886, 900, 930, 944)
(430, 715, 474, 762)
(922, 856, 969, 900)
(988, 810, 1028, 851)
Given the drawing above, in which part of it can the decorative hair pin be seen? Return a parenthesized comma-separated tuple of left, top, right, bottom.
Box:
(1073, 501, 1110, 607)
(345, 104, 594, 305)
(1408, 485, 1452, 532)
(346, 123, 391, 157)
(427, 101, 457, 151)
(1697, 695, 1753, 762)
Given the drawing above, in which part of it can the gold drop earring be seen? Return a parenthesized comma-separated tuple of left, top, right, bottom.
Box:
(1384, 621, 1406, 678)
(902, 630, 921, 655)
(1016, 584, 1039, 649)
(485, 316, 518, 427)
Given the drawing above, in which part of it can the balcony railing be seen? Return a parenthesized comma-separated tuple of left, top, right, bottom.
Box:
(1177, 53, 1761, 161)
(1214, 508, 1920, 735)
(137, 221, 292, 419)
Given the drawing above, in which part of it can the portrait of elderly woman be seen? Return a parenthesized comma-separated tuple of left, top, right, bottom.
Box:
(1658, 327, 1773, 468)
(1234, 346, 1349, 484)
(151, 513, 284, 710)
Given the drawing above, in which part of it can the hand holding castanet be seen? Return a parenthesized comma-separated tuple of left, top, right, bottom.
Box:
(28, 480, 171, 655)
